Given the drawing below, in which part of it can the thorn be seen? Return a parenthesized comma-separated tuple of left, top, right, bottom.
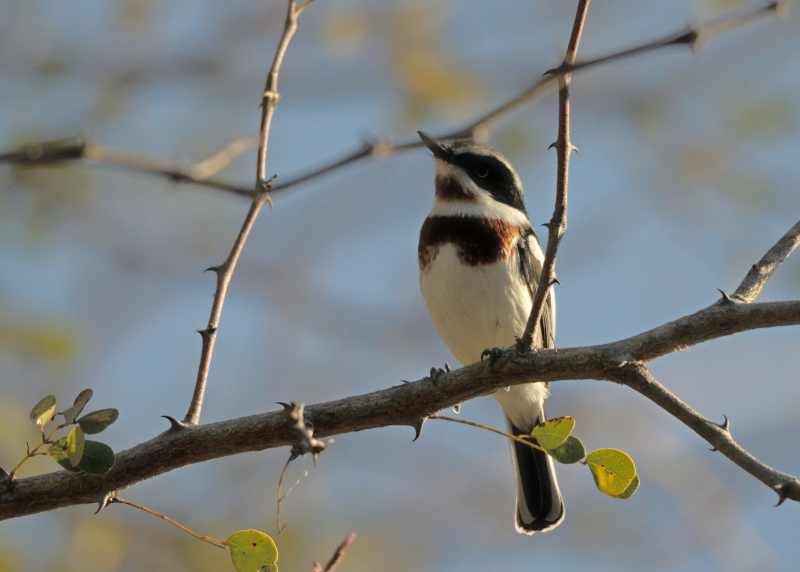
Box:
(774, 483, 790, 507)
(162, 415, 189, 431)
(547, 141, 557, 150)
(715, 414, 731, 432)
(452, 403, 462, 414)
(570, 143, 580, 155)
(411, 417, 427, 442)
(276, 401, 293, 411)
(95, 491, 116, 514)
(542, 64, 563, 78)
(541, 221, 553, 230)
(550, 277, 561, 286)
(204, 264, 222, 274)
(716, 289, 736, 305)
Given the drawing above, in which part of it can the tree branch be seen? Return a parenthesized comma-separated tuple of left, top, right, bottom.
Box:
(610, 362, 800, 507)
(182, 0, 307, 426)
(3, 296, 799, 519)
(0, 2, 781, 199)
(733, 219, 800, 303)
(519, 0, 591, 348)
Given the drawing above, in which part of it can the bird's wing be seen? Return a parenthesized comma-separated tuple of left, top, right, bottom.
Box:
(516, 230, 556, 349)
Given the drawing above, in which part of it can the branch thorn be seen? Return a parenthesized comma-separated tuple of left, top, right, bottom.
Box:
(162, 415, 189, 432)
(411, 417, 427, 442)
(717, 289, 737, 305)
(95, 490, 116, 515)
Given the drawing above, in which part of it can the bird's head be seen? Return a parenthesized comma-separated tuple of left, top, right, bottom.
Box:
(418, 130, 527, 216)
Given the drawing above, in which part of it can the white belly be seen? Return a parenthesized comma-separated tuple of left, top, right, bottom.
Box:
(420, 244, 530, 364)
(420, 244, 548, 429)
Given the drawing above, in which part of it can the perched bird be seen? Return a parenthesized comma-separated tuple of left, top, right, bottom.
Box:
(417, 131, 564, 535)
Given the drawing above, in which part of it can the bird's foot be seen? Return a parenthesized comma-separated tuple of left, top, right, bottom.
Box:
(429, 362, 450, 383)
(480, 347, 505, 367)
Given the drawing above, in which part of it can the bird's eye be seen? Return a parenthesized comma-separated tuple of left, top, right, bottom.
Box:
(475, 167, 489, 178)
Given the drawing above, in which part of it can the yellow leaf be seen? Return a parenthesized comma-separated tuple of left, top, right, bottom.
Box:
(585, 448, 637, 498)
(66, 426, 85, 467)
(531, 416, 575, 451)
(225, 529, 279, 572)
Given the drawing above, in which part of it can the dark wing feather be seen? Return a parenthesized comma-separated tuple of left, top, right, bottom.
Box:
(516, 230, 556, 349)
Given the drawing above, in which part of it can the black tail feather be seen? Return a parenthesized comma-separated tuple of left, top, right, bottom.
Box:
(509, 418, 565, 534)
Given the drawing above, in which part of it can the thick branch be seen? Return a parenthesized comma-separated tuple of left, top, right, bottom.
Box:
(182, 0, 306, 425)
(519, 0, 590, 348)
(3, 298, 800, 520)
(0, 2, 781, 198)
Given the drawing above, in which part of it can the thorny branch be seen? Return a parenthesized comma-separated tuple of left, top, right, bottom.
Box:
(0, 2, 782, 199)
(182, 0, 309, 426)
(519, 0, 591, 349)
(2, 217, 800, 520)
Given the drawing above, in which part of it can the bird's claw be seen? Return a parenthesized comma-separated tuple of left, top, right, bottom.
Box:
(429, 363, 450, 382)
(481, 347, 504, 367)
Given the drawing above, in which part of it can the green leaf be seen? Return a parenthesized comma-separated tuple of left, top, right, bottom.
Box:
(30, 395, 57, 429)
(225, 529, 279, 572)
(77, 409, 119, 434)
(65, 426, 85, 467)
(548, 436, 586, 464)
(49, 438, 69, 463)
(61, 389, 93, 424)
(585, 448, 637, 498)
(531, 416, 575, 450)
(615, 474, 640, 499)
(57, 440, 115, 474)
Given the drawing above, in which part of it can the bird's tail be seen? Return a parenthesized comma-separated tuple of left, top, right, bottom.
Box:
(508, 413, 565, 535)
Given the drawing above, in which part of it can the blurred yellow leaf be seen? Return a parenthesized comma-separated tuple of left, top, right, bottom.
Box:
(0, 317, 79, 364)
(321, 10, 368, 58)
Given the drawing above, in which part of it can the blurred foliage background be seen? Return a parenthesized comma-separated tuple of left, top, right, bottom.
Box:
(1, 0, 800, 570)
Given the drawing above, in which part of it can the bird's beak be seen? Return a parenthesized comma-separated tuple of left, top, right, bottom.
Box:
(417, 131, 451, 161)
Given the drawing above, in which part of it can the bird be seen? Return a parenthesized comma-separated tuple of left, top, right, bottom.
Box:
(416, 130, 564, 535)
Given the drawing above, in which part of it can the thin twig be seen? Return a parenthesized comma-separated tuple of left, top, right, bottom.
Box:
(85, 143, 255, 198)
(0, 2, 781, 199)
(182, 0, 308, 425)
(733, 219, 800, 303)
(519, 0, 591, 348)
(611, 362, 800, 506)
(429, 414, 546, 454)
(312, 533, 357, 572)
(275, 455, 293, 535)
(275, 402, 326, 534)
(190, 137, 257, 180)
(111, 495, 227, 549)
